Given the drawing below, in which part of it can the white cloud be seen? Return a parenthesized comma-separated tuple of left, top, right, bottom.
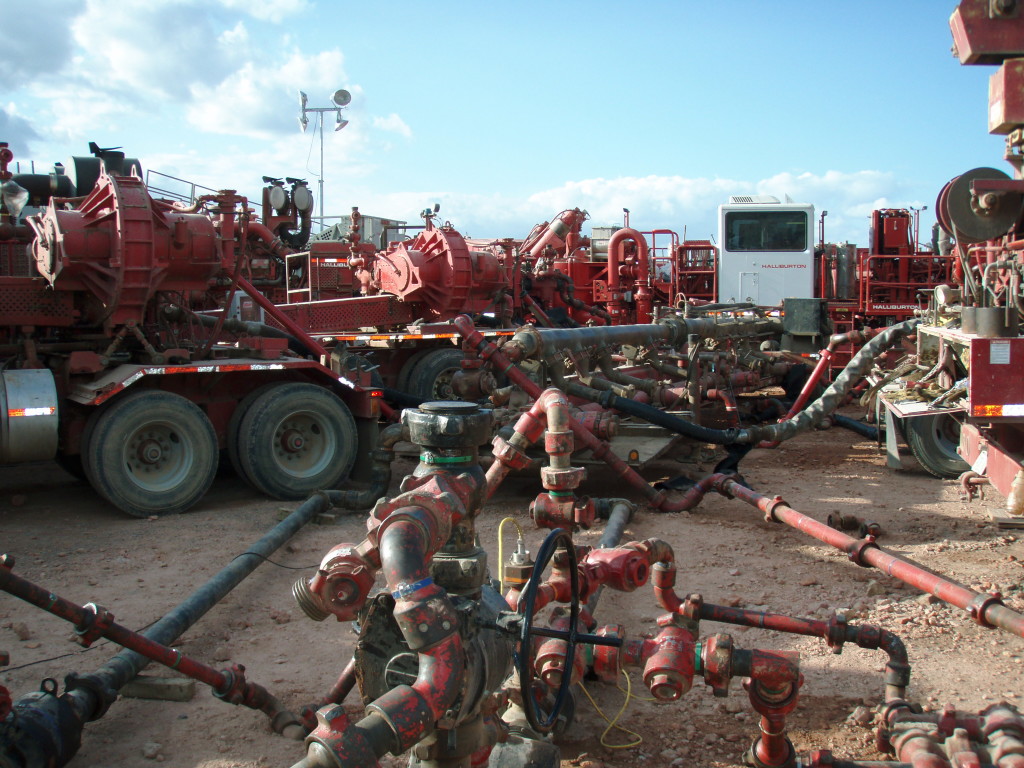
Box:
(335, 170, 919, 246)
(27, 78, 138, 144)
(372, 114, 412, 139)
(219, 21, 251, 51)
(187, 50, 348, 139)
(68, 1, 237, 101)
(216, 0, 310, 23)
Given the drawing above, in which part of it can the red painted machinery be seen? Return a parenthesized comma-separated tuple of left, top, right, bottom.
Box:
(0, 145, 380, 518)
(510, 208, 719, 327)
(872, 0, 1024, 498)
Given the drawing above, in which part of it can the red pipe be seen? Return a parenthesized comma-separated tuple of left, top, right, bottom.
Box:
(456, 314, 732, 513)
(706, 388, 740, 427)
(650, 560, 909, 702)
(527, 208, 587, 260)
(607, 228, 652, 323)
(236, 275, 329, 358)
(307, 518, 465, 764)
(0, 563, 303, 735)
(746, 674, 800, 768)
(323, 658, 358, 706)
(485, 388, 570, 497)
(378, 520, 465, 728)
(714, 476, 1024, 638)
(522, 293, 556, 327)
(758, 328, 875, 449)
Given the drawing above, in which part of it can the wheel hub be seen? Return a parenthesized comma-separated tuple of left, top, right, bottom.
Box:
(280, 428, 306, 454)
(137, 438, 164, 465)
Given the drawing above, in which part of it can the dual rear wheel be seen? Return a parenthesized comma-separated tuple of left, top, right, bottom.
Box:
(82, 383, 357, 518)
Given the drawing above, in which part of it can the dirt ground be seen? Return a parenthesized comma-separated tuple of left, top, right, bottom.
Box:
(1, 419, 1022, 768)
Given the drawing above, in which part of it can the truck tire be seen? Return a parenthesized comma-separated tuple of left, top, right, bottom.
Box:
(83, 389, 219, 517)
(905, 413, 970, 478)
(406, 348, 464, 401)
(235, 382, 357, 500)
(395, 348, 434, 394)
(225, 383, 278, 481)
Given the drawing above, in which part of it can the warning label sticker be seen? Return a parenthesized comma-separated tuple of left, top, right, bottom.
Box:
(990, 340, 1011, 365)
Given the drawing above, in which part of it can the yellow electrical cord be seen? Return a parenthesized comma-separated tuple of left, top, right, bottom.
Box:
(617, 678, 657, 703)
(577, 669, 644, 749)
(497, 516, 524, 593)
(496, 519, 646, 749)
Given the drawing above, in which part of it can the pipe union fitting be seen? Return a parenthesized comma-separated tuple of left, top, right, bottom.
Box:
(540, 466, 585, 492)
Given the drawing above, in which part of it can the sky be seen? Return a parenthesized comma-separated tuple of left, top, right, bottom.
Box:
(0, 1, 1010, 247)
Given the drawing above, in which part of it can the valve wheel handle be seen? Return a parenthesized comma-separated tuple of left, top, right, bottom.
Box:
(517, 528, 621, 735)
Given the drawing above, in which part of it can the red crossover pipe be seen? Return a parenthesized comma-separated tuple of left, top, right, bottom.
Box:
(713, 476, 1024, 639)
(759, 329, 876, 449)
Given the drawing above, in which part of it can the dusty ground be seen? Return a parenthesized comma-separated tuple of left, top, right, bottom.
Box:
(1, 419, 1022, 768)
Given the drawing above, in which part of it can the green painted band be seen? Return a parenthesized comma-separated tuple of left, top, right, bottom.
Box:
(420, 454, 474, 464)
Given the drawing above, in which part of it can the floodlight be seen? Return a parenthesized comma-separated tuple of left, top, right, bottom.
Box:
(332, 89, 352, 107)
(335, 116, 349, 132)
(292, 184, 314, 213)
(299, 91, 308, 110)
(299, 114, 309, 132)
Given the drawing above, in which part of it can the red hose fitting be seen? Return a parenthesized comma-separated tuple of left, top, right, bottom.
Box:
(489, 435, 533, 471)
(701, 633, 735, 697)
(530, 492, 595, 530)
(642, 618, 696, 701)
(591, 624, 625, 683)
(304, 542, 378, 622)
(747, 649, 801, 693)
(584, 547, 652, 592)
(306, 705, 381, 767)
(539, 465, 585, 492)
(535, 614, 586, 690)
(543, 428, 574, 458)
(574, 410, 618, 440)
(73, 603, 115, 647)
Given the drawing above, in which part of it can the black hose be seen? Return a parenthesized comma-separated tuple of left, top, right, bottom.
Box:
(163, 306, 318, 359)
(745, 319, 919, 444)
(596, 499, 634, 550)
(513, 315, 783, 360)
(595, 387, 745, 445)
(326, 423, 403, 510)
(832, 414, 879, 440)
(548, 318, 918, 448)
(587, 500, 636, 615)
(381, 387, 425, 408)
(0, 491, 338, 767)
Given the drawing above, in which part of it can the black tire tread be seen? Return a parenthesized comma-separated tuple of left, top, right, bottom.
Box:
(83, 389, 218, 517)
(236, 382, 357, 500)
(905, 413, 969, 479)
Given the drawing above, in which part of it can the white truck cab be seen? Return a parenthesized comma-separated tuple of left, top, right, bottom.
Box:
(717, 196, 815, 307)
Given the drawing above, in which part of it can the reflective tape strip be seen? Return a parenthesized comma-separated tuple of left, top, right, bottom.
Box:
(332, 330, 516, 343)
(93, 362, 293, 404)
(8, 406, 57, 418)
(973, 403, 1024, 417)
